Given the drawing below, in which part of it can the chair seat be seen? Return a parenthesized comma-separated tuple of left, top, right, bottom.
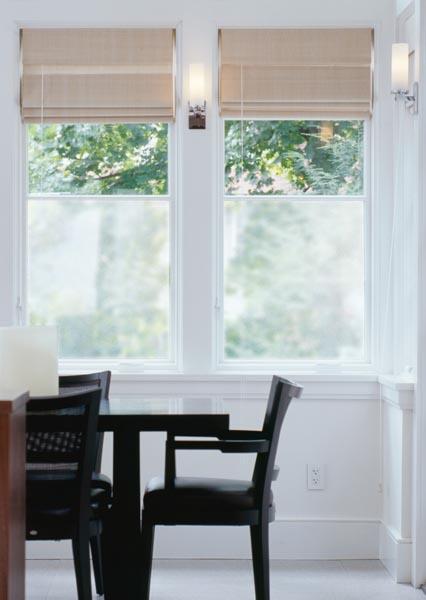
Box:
(144, 476, 272, 513)
(27, 470, 112, 513)
(27, 473, 111, 540)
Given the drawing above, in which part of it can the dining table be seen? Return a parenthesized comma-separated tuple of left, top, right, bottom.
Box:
(94, 395, 229, 599)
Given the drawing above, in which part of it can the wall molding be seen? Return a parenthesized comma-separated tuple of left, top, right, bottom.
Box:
(26, 517, 380, 561)
(379, 375, 415, 583)
(380, 523, 412, 583)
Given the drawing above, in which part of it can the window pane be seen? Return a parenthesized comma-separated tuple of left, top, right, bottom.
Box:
(224, 200, 364, 361)
(28, 123, 168, 195)
(224, 120, 364, 196)
(28, 199, 170, 359)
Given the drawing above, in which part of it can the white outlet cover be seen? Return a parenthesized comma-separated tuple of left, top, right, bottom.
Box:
(307, 463, 325, 490)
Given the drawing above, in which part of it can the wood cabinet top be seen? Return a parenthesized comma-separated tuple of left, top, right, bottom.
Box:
(0, 390, 29, 415)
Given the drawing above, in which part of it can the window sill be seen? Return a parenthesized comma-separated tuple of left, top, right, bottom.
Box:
(59, 358, 379, 381)
(104, 372, 379, 402)
(106, 371, 379, 383)
(57, 363, 386, 401)
(59, 360, 379, 383)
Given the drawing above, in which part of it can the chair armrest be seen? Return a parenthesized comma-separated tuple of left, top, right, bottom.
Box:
(218, 430, 267, 441)
(173, 430, 266, 441)
(164, 433, 269, 486)
(171, 439, 270, 454)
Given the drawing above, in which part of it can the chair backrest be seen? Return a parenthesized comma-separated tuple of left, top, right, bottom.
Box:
(59, 371, 111, 472)
(252, 376, 303, 509)
(26, 389, 102, 518)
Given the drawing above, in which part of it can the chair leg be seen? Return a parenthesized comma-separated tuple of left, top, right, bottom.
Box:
(250, 519, 270, 600)
(140, 516, 155, 600)
(72, 533, 93, 600)
(90, 533, 104, 596)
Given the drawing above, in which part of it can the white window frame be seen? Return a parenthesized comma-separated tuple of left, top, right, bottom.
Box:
(23, 122, 180, 373)
(11, 21, 390, 378)
(214, 117, 373, 372)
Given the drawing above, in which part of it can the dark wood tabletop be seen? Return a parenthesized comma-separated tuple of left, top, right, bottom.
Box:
(97, 396, 229, 433)
(28, 392, 229, 434)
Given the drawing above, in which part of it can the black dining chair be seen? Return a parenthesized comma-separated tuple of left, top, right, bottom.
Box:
(59, 371, 112, 595)
(26, 388, 107, 600)
(140, 375, 303, 600)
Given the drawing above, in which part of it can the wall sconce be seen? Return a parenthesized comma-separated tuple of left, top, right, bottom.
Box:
(391, 43, 418, 113)
(189, 63, 206, 129)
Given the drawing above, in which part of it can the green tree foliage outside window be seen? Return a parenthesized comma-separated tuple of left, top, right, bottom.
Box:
(28, 122, 168, 195)
(224, 120, 364, 196)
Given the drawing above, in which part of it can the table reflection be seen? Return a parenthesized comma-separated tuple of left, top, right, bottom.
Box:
(101, 396, 224, 416)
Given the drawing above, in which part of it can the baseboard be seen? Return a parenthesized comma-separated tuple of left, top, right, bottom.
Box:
(26, 517, 380, 560)
(379, 523, 412, 583)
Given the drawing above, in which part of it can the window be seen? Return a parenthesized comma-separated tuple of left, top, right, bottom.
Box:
(20, 27, 374, 372)
(220, 119, 367, 363)
(27, 123, 174, 362)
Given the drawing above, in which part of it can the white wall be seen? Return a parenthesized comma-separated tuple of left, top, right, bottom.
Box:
(411, 0, 426, 588)
(0, 0, 398, 562)
(392, 3, 417, 377)
(379, 1, 424, 586)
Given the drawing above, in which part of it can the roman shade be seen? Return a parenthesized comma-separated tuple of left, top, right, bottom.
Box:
(219, 28, 373, 118)
(20, 28, 175, 123)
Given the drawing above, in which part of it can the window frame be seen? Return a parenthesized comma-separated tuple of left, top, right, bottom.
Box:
(23, 122, 180, 372)
(9, 21, 391, 378)
(214, 117, 372, 372)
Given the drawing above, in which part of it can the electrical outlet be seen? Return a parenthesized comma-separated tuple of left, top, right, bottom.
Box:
(307, 464, 325, 490)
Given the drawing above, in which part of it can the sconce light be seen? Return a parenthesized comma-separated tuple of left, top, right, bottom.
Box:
(391, 43, 418, 113)
(189, 63, 206, 129)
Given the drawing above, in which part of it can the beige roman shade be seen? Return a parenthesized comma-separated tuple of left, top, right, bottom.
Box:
(21, 28, 175, 123)
(219, 28, 373, 118)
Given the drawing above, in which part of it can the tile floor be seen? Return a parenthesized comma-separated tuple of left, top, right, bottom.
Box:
(26, 559, 426, 599)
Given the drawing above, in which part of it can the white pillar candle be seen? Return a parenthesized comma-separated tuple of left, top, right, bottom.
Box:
(0, 326, 58, 397)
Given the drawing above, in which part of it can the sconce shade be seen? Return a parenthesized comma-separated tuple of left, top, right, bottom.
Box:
(392, 43, 409, 92)
(189, 63, 206, 106)
(0, 326, 58, 397)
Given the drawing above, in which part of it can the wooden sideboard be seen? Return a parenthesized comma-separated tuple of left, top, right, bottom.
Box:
(0, 390, 28, 600)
